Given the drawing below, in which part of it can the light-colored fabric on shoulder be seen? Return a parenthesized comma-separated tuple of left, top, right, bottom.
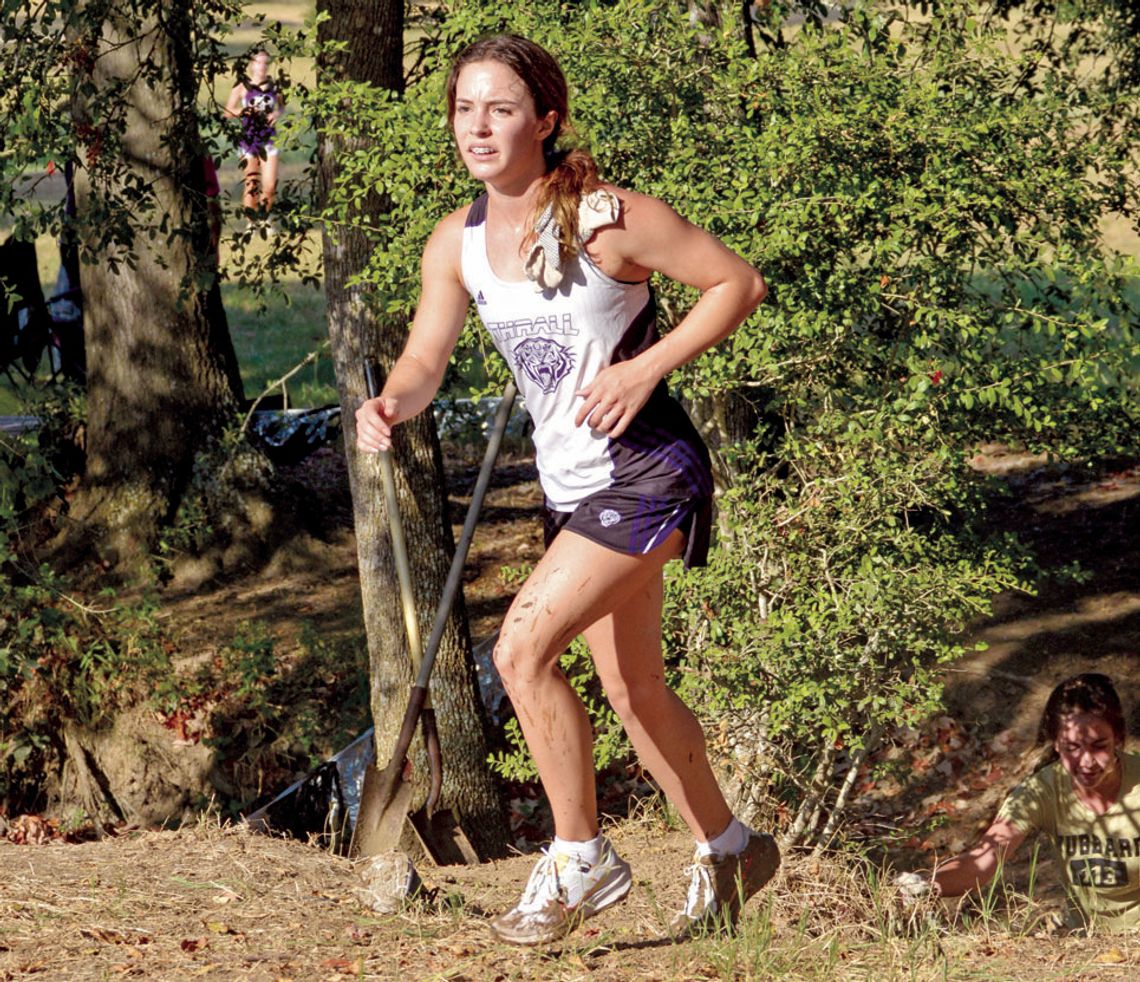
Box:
(525, 188, 621, 291)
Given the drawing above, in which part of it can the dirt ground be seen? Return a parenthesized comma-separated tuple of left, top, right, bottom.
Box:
(2, 808, 1139, 981)
(2, 446, 1139, 980)
(866, 449, 1140, 867)
(159, 447, 546, 658)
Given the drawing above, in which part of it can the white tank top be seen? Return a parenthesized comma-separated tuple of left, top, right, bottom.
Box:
(460, 194, 656, 511)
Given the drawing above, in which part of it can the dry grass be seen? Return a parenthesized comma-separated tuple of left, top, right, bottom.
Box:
(3, 813, 1140, 981)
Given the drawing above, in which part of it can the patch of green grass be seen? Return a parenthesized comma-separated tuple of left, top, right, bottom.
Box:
(0, 227, 336, 412)
(222, 270, 334, 407)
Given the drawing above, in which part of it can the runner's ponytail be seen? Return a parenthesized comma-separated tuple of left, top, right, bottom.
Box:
(536, 147, 601, 265)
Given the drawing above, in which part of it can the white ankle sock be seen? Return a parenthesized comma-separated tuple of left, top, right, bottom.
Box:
(697, 817, 750, 858)
(553, 833, 604, 866)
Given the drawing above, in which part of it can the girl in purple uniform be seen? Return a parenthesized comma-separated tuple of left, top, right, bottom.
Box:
(355, 35, 777, 945)
(224, 50, 282, 213)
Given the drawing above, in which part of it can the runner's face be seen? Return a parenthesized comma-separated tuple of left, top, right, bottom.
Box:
(452, 60, 555, 189)
(1054, 713, 1121, 791)
(249, 53, 269, 83)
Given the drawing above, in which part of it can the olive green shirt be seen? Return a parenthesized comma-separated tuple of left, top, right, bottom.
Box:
(998, 751, 1140, 930)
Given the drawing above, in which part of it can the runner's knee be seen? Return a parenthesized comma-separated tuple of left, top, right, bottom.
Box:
(492, 629, 560, 693)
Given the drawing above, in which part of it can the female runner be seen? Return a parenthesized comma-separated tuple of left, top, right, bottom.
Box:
(224, 49, 282, 213)
(898, 674, 1140, 931)
(356, 34, 777, 945)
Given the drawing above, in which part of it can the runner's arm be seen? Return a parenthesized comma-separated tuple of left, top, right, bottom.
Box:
(224, 85, 244, 118)
(575, 190, 766, 437)
(931, 819, 1027, 897)
(355, 214, 469, 453)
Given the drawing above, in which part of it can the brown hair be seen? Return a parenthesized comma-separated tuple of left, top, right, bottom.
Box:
(1035, 673, 1126, 768)
(446, 35, 600, 262)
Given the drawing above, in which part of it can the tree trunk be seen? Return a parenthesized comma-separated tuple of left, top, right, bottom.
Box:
(66, 2, 263, 573)
(316, 0, 508, 861)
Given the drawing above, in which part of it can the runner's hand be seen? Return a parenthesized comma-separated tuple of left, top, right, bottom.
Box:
(574, 360, 659, 438)
(356, 396, 399, 453)
(894, 871, 938, 907)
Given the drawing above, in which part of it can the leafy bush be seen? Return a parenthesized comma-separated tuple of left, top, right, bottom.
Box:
(0, 377, 367, 815)
(201, 620, 371, 812)
(0, 396, 178, 808)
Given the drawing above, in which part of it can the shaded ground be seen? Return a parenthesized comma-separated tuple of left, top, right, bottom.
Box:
(161, 447, 545, 658)
(2, 446, 1139, 979)
(139, 446, 549, 820)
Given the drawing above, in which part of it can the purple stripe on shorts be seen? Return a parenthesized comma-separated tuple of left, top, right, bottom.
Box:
(629, 496, 685, 554)
(622, 415, 708, 475)
(618, 422, 713, 497)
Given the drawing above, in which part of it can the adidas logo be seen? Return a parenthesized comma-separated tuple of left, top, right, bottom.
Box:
(476, 290, 487, 305)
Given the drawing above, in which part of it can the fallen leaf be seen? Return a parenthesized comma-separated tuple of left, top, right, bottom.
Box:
(8, 814, 57, 845)
(200, 920, 244, 940)
(81, 927, 130, 945)
(1094, 947, 1127, 965)
(180, 938, 208, 952)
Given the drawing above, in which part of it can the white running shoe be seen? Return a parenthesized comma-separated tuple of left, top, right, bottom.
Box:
(489, 837, 632, 945)
(668, 831, 780, 940)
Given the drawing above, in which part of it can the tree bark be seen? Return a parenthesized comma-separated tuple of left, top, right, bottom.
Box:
(316, 0, 508, 861)
(66, 2, 263, 573)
